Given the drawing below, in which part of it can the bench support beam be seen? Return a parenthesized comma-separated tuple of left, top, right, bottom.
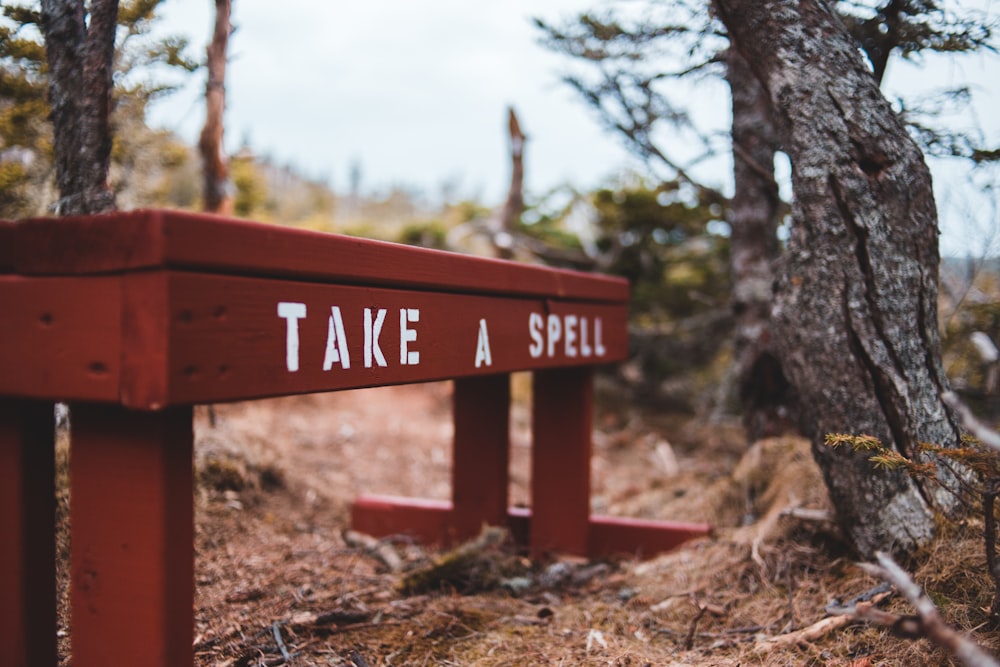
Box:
(0, 400, 57, 667)
(452, 374, 510, 540)
(352, 370, 711, 557)
(531, 367, 593, 556)
(69, 404, 193, 667)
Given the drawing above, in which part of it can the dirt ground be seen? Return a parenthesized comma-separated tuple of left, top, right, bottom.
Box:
(185, 378, 1000, 666)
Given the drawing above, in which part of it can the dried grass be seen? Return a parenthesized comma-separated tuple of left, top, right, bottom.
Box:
(52, 384, 1000, 665)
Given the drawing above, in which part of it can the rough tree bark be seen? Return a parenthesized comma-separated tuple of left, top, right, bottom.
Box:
(39, 0, 118, 215)
(713, 0, 962, 557)
(726, 48, 792, 442)
(199, 0, 233, 215)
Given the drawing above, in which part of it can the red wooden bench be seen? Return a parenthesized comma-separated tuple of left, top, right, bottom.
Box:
(0, 209, 709, 667)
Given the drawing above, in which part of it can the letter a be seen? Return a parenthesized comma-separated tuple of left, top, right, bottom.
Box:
(475, 318, 493, 368)
(323, 306, 351, 370)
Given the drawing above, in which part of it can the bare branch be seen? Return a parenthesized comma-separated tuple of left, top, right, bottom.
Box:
(942, 391, 1000, 454)
(860, 552, 999, 667)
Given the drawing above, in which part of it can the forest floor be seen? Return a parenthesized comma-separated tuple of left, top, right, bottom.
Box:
(173, 378, 999, 666)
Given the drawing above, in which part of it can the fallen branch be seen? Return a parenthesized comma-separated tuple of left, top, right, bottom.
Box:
(342, 530, 405, 573)
(860, 552, 999, 667)
(755, 589, 893, 652)
(754, 612, 854, 651)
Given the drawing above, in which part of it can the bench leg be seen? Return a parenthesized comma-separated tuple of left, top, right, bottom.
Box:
(452, 374, 510, 539)
(531, 367, 592, 557)
(0, 400, 57, 667)
(70, 404, 194, 667)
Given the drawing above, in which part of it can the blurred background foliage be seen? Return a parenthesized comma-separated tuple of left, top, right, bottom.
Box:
(2, 0, 998, 422)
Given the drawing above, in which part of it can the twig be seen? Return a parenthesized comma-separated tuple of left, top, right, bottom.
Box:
(943, 391, 1000, 453)
(826, 582, 893, 614)
(754, 613, 854, 651)
(860, 552, 1000, 667)
(684, 604, 708, 650)
(756, 587, 894, 651)
(272, 622, 293, 663)
(349, 649, 372, 667)
(785, 567, 798, 631)
(342, 530, 405, 573)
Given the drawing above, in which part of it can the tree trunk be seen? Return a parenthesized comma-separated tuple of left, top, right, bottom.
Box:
(725, 48, 792, 442)
(40, 0, 118, 215)
(199, 0, 233, 215)
(494, 106, 525, 259)
(713, 0, 962, 557)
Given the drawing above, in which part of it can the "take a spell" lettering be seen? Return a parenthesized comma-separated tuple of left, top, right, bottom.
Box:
(277, 302, 421, 373)
(527, 312, 606, 359)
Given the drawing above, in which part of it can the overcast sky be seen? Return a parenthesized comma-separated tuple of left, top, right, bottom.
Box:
(149, 0, 646, 204)
(148, 0, 999, 256)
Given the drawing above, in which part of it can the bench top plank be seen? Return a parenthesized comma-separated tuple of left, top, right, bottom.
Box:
(1, 211, 630, 409)
(3, 210, 628, 302)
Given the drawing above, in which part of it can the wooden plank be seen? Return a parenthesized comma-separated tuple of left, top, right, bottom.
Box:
(157, 272, 628, 407)
(350, 499, 709, 558)
(0, 271, 627, 409)
(10, 210, 629, 301)
(530, 367, 593, 557)
(0, 276, 121, 403)
(588, 515, 711, 558)
(351, 495, 454, 545)
(70, 404, 193, 667)
(0, 400, 57, 667)
(452, 374, 510, 539)
(0, 220, 14, 272)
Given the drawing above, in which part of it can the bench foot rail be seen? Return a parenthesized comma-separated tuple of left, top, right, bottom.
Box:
(351, 494, 710, 558)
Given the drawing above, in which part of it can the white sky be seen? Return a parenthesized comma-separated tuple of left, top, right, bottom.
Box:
(148, 0, 643, 205)
(148, 0, 999, 256)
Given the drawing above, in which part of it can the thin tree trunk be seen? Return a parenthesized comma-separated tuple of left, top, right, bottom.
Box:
(493, 106, 525, 259)
(40, 0, 118, 215)
(199, 0, 233, 215)
(713, 0, 961, 557)
(725, 48, 791, 442)
(500, 106, 525, 233)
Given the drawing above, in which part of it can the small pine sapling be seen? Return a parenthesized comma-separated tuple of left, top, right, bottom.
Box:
(826, 432, 1000, 620)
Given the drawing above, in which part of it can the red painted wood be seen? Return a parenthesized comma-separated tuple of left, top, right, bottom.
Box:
(120, 271, 171, 410)
(70, 404, 193, 667)
(351, 495, 454, 545)
(530, 367, 593, 557)
(0, 220, 14, 272)
(9, 210, 629, 301)
(350, 497, 709, 558)
(452, 375, 510, 539)
(588, 515, 711, 558)
(0, 276, 122, 403)
(0, 400, 57, 667)
(161, 272, 627, 407)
